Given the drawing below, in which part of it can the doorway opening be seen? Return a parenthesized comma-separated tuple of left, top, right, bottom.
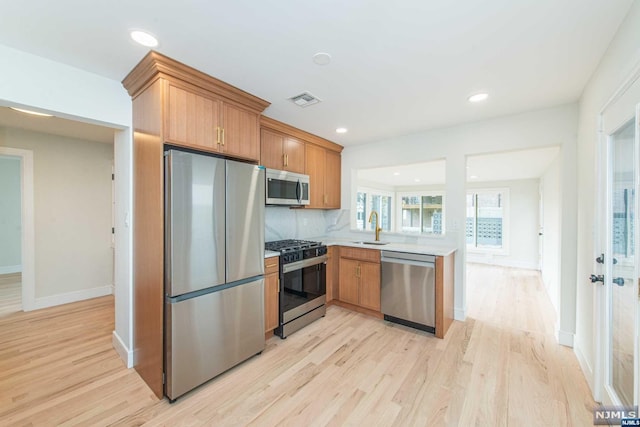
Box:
(0, 155, 22, 315)
(465, 147, 563, 332)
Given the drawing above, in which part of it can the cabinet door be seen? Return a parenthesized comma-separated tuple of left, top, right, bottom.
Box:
(326, 246, 338, 302)
(325, 150, 341, 208)
(166, 83, 220, 150)
(359, 261, 381, 311)
(284, 137, 306, 174)
(260, 129, 285, 170)
(264, 272, 279, 333)
(221, 103, 260, 161)
(305, 143, 325, 208)
(338, 258, 359, 305)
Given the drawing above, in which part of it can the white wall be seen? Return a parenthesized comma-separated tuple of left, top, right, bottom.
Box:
(541, 155, 561, 315)
(0, 127, 113, 301)
(340, 103, 578, 331)
(466, 179, 540, 270)
(574, 0, 640, 393)
(0, 44, 134, 367)
(0, 156, 21, 273)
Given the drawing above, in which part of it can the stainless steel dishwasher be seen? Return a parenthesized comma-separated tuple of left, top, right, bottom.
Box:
(381, 251, 436, 333)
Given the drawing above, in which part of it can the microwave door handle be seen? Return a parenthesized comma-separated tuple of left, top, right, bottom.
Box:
(296, 179, 301, 203)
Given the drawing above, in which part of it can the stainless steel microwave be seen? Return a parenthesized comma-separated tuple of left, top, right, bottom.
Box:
(265, 169, 310, 206)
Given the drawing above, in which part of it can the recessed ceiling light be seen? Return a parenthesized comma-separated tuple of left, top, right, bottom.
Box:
(414, 178, 421, 183)
(393, 172, 400, 176)
(313, 52, 331, 66)
(470, 175, 479, 179)
(130, 30, 158, 47)
(9, 107, 53, 117)
(468, 93, 489, 103)
(336, 127, 348, 134)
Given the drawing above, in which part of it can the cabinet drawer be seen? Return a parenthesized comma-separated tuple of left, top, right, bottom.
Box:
(339, 247, 380, 263)
(264, 258, 279, 275)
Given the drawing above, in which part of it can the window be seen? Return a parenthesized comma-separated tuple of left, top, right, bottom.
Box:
(466, 189, 508, 250)
(398, 192, 444, 234)
(355, 188, 392, 231)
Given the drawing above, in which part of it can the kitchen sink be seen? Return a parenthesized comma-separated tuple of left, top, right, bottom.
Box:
(351, 241, 390, 245)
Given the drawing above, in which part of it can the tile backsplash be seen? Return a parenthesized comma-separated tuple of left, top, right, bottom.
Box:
(265, 207, 332, 241)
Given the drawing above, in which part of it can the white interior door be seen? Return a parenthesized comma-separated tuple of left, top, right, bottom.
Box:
(596, 73, 640, 407)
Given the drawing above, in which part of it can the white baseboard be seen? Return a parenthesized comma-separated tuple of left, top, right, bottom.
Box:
(556, 329, 574, 347)
(454, 306, 466, 321)
(0, 264, 21, 274)
(112, 330, 134, 368)
(31, 285, 113, 311)
(574, 342, 595, 396)
(466, 256, 539, 270)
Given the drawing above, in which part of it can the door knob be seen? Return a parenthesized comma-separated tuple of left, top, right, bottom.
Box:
(590, 274, 604, 284)
(612, 277, 625, 287)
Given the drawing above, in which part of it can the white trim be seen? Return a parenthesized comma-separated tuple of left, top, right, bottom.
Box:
(454, 306, 466, 321)
(0, 265, 21, 274)
(32, 285, 113, 311)
(574, 342, 595, 395)
(0, 147, 35, 312)
(556, 329, 574, 347)
(112, 330, 134, 368)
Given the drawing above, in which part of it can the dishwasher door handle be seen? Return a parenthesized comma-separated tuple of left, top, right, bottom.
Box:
(381, 258, 435, 269)
(381, 251, 435, 268)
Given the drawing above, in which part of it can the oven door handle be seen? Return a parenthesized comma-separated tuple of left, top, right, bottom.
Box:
(282, 255, 328, 274)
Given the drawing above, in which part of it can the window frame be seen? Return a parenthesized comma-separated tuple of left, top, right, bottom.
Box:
(355, 186, 395, 232)
(466, 187, 510, 255)
(396, 190, 446, 235)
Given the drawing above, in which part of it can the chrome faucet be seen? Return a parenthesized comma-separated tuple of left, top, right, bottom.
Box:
(368, 210, 382, 241)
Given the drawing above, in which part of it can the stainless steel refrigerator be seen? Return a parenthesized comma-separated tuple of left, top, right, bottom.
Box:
(164, 149, 265, 401)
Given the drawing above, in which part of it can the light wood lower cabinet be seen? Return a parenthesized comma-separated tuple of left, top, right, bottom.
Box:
(338, 248, 380, 311)
(334, 245, 455, 338)
(326, 246, 339, 302)
(264, 258, 280, 334)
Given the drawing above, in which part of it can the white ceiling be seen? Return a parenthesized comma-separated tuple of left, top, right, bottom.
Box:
(0, 1, 632, 146)
(358, 146, 560, 187)
(0, 107, 114, 144)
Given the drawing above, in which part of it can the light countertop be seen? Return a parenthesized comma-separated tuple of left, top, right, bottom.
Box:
(320, 237, 456, 257)
(264, 250, 280, 259)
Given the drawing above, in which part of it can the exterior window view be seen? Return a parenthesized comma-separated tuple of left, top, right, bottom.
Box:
(400, 194, 443, 234)
(355, 190, 392, 231)
(466, 191, 505, 249)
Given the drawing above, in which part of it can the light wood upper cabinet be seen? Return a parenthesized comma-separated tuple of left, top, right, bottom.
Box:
(165, 83, 220, 150)
(305, 143, 325, 208)
(164, 82, 260, 161)
(260, 129, 305, 173)
(305, 143, 341, 209)
(325, 150, 341, 208)
(222, 103, 260, 161)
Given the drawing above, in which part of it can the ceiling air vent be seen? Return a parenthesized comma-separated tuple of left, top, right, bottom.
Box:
(289, 92, 321, 107)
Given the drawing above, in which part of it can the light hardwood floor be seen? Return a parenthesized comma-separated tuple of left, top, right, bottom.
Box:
(0, 273, 21, 317)
(0, 264, 596, 426)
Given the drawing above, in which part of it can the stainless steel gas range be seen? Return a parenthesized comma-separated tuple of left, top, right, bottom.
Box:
(265, 239, 328, 338)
